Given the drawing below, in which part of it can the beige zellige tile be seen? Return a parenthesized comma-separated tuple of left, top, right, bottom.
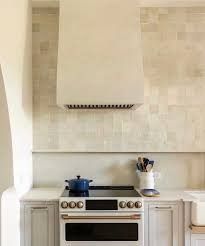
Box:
(33, 7, 205, 152)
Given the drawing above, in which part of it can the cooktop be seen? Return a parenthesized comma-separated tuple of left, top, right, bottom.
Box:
(61, 186, 141, 198)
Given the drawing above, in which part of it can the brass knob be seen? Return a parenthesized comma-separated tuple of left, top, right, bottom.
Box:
(77, 201, 84, 208)
(135, 201, 142, 208)
(127, 201, 134, 208)
(69, 201, 76, 208)
(119, 201, 127, 208)
(61, 201, 69, 209)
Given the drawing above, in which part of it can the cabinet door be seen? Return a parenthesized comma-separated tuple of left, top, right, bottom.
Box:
(191, 234, 205, 246)
(148, 203, 179, 246)
(24, 204, 56, 246)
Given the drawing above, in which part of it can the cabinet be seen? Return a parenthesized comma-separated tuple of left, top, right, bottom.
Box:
(145, 202, 183, 246)
(21, 201, 59, 246)
(191, 234, 205, 246)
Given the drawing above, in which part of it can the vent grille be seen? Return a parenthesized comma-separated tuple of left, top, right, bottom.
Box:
(65, 104, 134, 109)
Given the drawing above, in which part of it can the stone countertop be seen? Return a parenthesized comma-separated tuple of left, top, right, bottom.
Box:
(20, 187, 199, 202)
(138, 189, 198, 202)
(20, 188, 62, 202)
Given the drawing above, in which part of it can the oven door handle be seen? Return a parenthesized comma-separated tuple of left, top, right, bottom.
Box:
(61, 214, 141, 220)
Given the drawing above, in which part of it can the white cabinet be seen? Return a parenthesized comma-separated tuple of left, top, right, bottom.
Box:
(191, 234, 205, 246)
(145, 202, 183, 246)
(21, 202, 59, 246)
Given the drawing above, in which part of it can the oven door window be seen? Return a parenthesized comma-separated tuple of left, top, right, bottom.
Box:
(65, 223, 138, 241)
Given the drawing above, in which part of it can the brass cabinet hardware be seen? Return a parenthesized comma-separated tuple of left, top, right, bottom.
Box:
(31, 207, 48, 210)
(155, 206, 172, 209)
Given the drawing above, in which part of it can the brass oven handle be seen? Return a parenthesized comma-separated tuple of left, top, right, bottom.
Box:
(61, 214, 141, 220)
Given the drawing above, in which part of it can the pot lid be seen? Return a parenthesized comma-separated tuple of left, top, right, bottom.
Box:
(67, 175, 92, 183)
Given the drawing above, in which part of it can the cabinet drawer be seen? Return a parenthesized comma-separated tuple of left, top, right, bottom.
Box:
(191, 234, 205, 246)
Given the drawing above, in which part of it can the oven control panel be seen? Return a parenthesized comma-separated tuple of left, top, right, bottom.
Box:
(61, 201, 84, 209)
(60, 198, 143, 212)
(119, 201, 142, 209)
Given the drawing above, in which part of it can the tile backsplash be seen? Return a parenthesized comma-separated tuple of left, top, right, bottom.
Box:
(33, 152, 205, 189)
(32, 7, 205, 189)
(33, 7, 205, 152)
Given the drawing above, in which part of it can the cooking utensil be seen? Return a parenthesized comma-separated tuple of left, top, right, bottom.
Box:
(137, 157, 155, 172)
(140, 163, 144, 172)
(140, 159, 145, 172)
(143, 158, 149, 171)
(136, 157, 142, 172)
(136, 163, 142, 172)
(65, 175, 93, 192)
(143, 158, 149, 165)
(138, 157, 145, 172)
(146, 160, 154, 172)
(146, 164, 153, 172)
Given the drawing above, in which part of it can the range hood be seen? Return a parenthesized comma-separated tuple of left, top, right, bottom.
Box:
(57, 0, 144, 109)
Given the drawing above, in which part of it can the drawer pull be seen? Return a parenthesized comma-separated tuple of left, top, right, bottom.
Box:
(155, 206, 172, 209)
(31, 207, 48, 210)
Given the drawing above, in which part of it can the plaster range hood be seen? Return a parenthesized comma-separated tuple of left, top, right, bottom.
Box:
(57, 0, 144, 110)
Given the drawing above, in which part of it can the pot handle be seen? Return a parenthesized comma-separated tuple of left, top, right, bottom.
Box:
(89, 179, 93, 183)
(64, 180, 69, 189)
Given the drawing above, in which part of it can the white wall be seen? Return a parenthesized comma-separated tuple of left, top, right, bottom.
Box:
(0, 66, 13, 189)
(0, 1, 32, 246)
(0, 0, 33, 196)
(1, 189, 20, 246)
(0, 66, 13, 246)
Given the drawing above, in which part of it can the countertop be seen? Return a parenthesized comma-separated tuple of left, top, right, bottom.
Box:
(139, 189, 198, 202)
(20, 187, 199, 202)
(20, 188, 62, 202)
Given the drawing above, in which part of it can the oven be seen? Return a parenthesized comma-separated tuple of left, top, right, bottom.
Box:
(60, 188, 144, 246)
(60, 212, 144, 246)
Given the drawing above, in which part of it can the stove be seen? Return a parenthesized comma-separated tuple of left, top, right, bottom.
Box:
(60, 186, 144, 246)
(62, 185, 141, 197)
(60, 185, 143, 212)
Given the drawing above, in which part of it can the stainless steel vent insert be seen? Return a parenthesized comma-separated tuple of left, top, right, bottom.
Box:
(65, 105, 134, 109)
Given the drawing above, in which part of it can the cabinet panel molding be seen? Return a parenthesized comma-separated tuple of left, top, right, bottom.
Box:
(191, 234, 205, 246)
(21, 201, 59, 246)
(145, 202, 183, 246)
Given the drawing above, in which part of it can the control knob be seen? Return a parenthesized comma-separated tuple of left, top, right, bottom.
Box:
(61, 201, 69, 209)
(127, 201, 135, 208)
(135, 201, 142, 208)
(69, 201, 76, 208)
(77, 201, 84, 208)
(119, 201, 127, 208)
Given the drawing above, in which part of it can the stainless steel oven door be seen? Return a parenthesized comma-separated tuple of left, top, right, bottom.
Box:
(60, 212, 144, 246)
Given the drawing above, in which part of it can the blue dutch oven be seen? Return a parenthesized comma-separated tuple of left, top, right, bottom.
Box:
(65, 175, 93, 192)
